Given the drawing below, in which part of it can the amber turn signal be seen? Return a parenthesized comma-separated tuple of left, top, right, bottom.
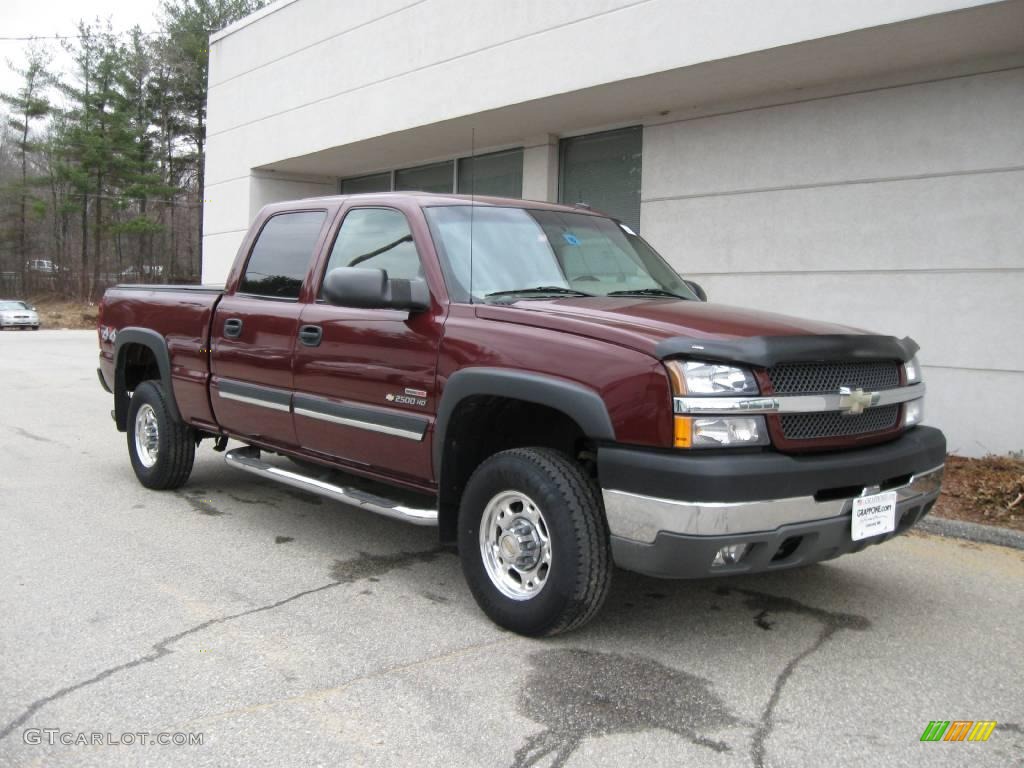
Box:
(673, 416, 692, 448)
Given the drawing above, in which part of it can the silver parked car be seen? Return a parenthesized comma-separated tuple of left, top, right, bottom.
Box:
(0, 300, 40, 330)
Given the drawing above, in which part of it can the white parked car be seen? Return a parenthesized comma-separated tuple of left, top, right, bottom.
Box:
(26, 259, 58, 274)
(0, 300, 40, 330)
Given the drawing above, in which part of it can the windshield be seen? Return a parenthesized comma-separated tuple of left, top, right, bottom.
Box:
(0, 301, 28, 311)
(423, 206, 697, 303)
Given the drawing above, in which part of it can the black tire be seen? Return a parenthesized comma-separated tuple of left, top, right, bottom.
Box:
(458, 447, 612, 637)
(127, 380, 195, 490)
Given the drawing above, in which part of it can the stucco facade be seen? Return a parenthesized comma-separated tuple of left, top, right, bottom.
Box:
(203, 0, 1024, 455)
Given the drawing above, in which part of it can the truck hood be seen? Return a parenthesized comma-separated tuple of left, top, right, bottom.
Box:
(475, 297, 870, 359)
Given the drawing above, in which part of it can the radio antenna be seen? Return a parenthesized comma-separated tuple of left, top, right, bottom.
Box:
(469, 126, 476, 303)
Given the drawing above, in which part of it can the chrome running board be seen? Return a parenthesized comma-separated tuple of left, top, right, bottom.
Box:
(224, 446, 437, 526)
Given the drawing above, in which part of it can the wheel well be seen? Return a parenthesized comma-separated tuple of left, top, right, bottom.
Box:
(113, 343, 161, 431)
(437, 396, 594, 543)
(120, 344, 160, 391)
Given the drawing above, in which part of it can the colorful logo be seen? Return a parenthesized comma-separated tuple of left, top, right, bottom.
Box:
(920, 721, 997, 742)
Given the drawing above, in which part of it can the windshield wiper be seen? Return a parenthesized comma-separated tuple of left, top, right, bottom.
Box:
(606, 288, 688, 299)
(484, 286, 594, 299)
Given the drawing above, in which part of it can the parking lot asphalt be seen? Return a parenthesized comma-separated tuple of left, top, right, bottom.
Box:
(1, 330, 1022, 768)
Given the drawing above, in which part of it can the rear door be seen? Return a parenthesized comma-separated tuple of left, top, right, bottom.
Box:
(292, 204, 447, 484)
(210, 208, 330, 448)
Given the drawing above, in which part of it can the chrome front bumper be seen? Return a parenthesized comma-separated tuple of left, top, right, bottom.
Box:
(603, 465, 944, 545)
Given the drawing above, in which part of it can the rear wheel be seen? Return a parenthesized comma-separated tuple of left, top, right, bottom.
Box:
(458, 447, 611, 636)
(127, 380, 195, 490)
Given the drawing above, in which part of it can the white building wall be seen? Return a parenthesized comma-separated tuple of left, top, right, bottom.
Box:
(202, 0, 1000, 281)
(641, 68, 1024, 455)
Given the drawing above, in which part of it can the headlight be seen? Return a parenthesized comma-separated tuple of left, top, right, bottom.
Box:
(904, 356, 922, 384)
(666, 360, 766, 448)
(674, 415, 769, 448)
(665, 360, 758, 396)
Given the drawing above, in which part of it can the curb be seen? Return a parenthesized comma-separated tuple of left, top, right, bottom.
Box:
(916, 516, 1024, 551)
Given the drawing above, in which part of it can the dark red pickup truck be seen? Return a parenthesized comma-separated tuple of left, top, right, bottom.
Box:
(98, 192, 945, 635)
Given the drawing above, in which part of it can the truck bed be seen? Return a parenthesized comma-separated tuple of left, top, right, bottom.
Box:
(99, 284, 224, 430)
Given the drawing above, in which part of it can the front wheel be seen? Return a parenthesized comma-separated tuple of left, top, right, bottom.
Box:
(127, 380, 196, 490)
(458, 448, 612, 636)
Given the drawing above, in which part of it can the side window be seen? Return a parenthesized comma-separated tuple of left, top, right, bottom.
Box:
(239, 211, 327, 299)
(322, 208, 422, 290)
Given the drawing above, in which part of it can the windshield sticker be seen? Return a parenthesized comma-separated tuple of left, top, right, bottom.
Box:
(562, 233, 581, 246)
(619, 223, 637, 236)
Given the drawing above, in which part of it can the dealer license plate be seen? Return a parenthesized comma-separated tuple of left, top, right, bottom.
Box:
(851, 491, 898, 541)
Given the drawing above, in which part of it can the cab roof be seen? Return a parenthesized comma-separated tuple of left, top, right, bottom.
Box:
(263, 191, 609, 218)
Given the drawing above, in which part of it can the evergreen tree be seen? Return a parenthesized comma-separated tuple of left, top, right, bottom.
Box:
(57, 22, 134, 298)
(1, 46, 50, 293)
(0, 1, 269, 298)
(114, 27, 172, 280)
(160, 0, 267, 269)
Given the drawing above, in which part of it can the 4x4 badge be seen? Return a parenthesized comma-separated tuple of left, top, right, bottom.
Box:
(838, 386, 880, 416)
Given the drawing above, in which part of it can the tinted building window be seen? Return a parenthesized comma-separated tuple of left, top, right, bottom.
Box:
(559, 126, 642, 233)
(323, 208, 422, 287)
(341, 172, 391, 195)
(395, 161, 454, 193)
(239, 211, 326, 298)
(457, 149, 523, 198)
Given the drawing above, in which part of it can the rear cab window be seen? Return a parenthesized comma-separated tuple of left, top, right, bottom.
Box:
(239, 211, 328, 299)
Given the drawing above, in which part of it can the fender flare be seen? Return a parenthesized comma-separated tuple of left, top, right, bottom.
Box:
(112, 327, 181, 430)
(433, 367, 616, 473)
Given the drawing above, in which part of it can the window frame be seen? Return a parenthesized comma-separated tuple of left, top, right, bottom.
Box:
(557, 125, 643, 234)
(314, 205, 427, 303)
(455, 148, 524, 197)
(235, 208, 330, 302)
(339, 171, 393, 195)
(338, 146, 526, 199)
(394, 160, 455, 194)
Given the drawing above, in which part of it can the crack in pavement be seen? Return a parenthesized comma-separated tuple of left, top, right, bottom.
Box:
(8, 426, 57, 444)
(717, 587, 871, 768)
(0, 548, 449, 742)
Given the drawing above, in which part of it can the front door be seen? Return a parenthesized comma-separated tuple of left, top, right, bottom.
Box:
(292, 205, 445, 485)
(210, 208, 330, 448)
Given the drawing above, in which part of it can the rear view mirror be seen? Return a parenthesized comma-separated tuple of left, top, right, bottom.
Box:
(684, 280, 708, 302)
(322, 267, 429, 312)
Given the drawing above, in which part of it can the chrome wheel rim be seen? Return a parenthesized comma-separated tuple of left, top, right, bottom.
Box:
(134, 404, 160, 468)
(479, 490, 551, 601)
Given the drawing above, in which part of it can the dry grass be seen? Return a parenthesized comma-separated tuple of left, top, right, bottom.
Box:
(24, 297, 99, 330)
(933, 454, 1024, 531)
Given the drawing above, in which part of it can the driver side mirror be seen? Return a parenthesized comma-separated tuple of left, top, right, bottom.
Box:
(684, 280, 708, 302)
(322, 267, 429, 312)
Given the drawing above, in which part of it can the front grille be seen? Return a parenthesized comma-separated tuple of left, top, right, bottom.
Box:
(767, 361, 900, 394)
(780, 404, 900, 440)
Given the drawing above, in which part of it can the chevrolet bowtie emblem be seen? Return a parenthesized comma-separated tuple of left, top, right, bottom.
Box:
(839, 386, 880, 416)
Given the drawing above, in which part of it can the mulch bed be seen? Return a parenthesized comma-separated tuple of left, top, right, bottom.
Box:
(932, 454, 1024, 532)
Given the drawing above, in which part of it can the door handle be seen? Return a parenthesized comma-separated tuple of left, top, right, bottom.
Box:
(223, 318, 243, 338)
(299, 324, 323, 347)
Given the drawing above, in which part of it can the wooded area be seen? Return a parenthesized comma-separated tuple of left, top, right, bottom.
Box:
(0, 0, 267, 300)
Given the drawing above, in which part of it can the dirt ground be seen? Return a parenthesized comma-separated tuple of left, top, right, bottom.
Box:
(932, 454, 1024, 532)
